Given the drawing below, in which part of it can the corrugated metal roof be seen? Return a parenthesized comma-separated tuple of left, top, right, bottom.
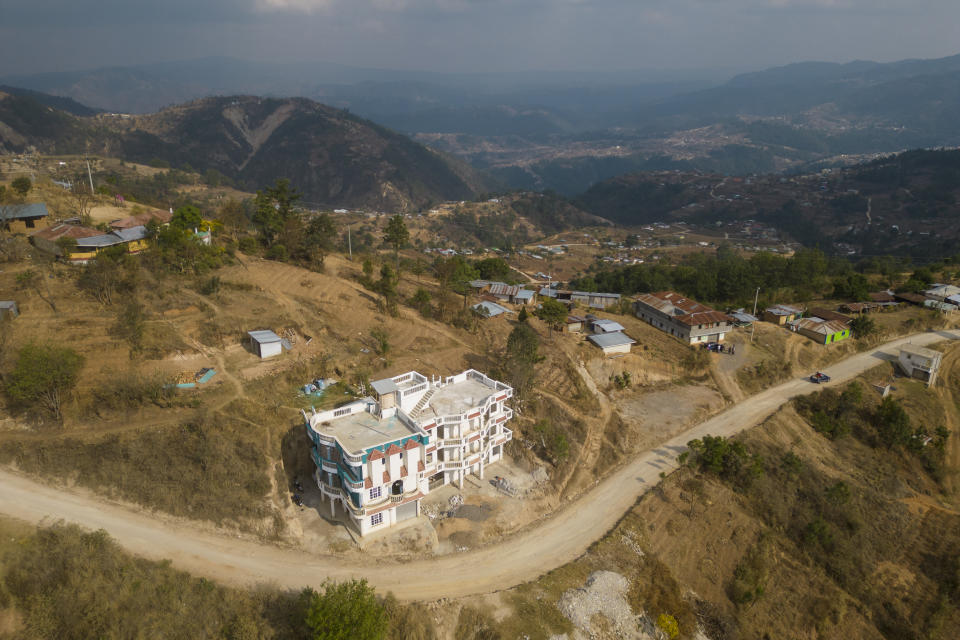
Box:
(809, 308, 851, 324)
(593, 319, 626, 332)
(248, 330, 282, 343)
(75, 234, 125, 249)
(472, 301, 510, 317)
(371, 379, 399, 395)
(588, 332, 636, 348)
(112, 225, 148, 242)
(730, 312, 758, 323)
(925, 284, 960, 299)
(795, 318, 848, 335)
(514, 289, 535, 300)
(489, 283, 521, 297)
(31, 223, 103, 242)
(924, 299, 958, 311)
(765, 304, 803, 316)
(2, 203, 49, 220)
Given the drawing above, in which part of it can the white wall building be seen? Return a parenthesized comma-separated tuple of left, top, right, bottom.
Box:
(899, 345, 943, 387)
(633, 291, 733, 344)
(248, 330, 283, 359)
(304, 369, 514, 536)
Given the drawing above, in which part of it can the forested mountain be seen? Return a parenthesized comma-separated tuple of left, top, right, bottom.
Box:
(574, 148, 960, 259)
(0, 91, 489, 210)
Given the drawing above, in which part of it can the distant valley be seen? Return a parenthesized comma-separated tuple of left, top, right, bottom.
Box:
(7, 54, 960, 195)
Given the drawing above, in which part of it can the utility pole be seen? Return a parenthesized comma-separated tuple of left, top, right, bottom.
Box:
(347, 225, 352, 261)
(751, 287, 760, 343)
(85, 156, 95, 194)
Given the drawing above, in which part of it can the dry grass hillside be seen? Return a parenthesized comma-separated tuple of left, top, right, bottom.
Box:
(0, 219, 727, 549)
(443, 342, 960, 640)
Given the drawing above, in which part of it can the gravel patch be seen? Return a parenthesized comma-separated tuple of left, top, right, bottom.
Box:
(557, 571, 656, 639)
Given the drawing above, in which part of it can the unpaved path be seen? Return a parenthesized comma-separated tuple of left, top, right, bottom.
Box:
(0, 330, 956, 601)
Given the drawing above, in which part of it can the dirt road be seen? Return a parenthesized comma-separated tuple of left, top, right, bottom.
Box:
(1, 330, 956, 601)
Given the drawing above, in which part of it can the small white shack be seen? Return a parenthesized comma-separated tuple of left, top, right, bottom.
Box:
(248, 330, 283, 359)
(588, 331, 635, 356)
(0, 301, 19, 318)
(899, 344, 943, 387)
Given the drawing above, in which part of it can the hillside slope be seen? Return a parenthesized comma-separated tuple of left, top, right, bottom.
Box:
(0, 92, 488, 211)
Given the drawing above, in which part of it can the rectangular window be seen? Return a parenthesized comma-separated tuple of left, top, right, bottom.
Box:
(369, 486, 381, 500)
(371, 512, 383, 526)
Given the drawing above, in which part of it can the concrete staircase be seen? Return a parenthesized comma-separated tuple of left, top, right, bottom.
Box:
(409, 388, 436, 419)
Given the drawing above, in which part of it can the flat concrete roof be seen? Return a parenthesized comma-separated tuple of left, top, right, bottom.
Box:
(901, 344, 940, 359)
(424, 379, 496, 418)
(321, 409, 419, 455)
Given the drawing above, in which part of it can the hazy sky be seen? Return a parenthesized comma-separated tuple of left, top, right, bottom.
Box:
(2, 0, 959, 76)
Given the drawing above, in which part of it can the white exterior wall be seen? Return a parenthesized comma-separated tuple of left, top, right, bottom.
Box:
(257, 341, 283, 359)
(306, 369, 513, 536)
(601, 343, 633, 356)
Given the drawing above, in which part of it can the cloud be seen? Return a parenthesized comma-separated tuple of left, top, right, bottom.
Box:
(0, 0, 958, 76)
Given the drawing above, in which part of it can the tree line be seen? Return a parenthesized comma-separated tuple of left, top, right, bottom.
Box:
(570, 245, 960, 308)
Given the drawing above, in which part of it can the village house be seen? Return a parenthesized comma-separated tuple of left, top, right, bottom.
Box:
(248, 330, 284, 359)
(840, 302, 880, 314)
(570, 291, 621, 310)
(304, 369, 513, 535)
(924, 299, 958, 314)
(537, 287, 621, 310)
(587, 332, 635, 356)
(808, 308, 852, 325)
(31, 223, 150, 264)
(729, 309, 759, 327)
(1, 203, 50, 234)
(762, 304, 803, 325)
(470, 281, 534, 305)
(868, 291, 900, 307)
(899, 344, 943, 386)
(923, 284, 960, 303)
(790, 317, 850, 345)
(633, 291, 733, 344)
(513, 289, 535, 305)
(472, 300, 510, 317)
(564, 314, 586, 333)
(894, 292, 928, 306)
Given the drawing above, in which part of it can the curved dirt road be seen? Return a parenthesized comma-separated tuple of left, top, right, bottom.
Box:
(1, 330, 956, 601)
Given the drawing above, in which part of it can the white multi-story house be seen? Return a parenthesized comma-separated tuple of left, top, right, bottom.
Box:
(899, 344, 943, 387)
(303, 369, 514, 536)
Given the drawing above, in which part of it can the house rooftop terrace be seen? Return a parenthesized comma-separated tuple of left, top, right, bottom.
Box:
(423, 378, 497, 418)
(316, 406, 419, 455)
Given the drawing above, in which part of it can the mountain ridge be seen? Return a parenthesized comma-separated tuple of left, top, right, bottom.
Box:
(0, 91, 490, 210)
